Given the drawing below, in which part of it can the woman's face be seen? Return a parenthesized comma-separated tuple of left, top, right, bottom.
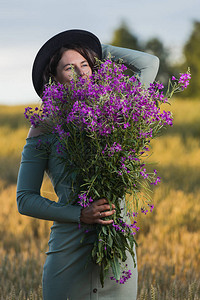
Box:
(55, 49, 92, 85)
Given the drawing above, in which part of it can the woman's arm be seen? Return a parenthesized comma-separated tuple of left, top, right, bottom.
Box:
(17, 135, 82, 223)
(17, 133, 115, 225)
(102, 44, 159, 88)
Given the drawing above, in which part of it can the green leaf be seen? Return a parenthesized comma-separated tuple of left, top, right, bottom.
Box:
(107, 233, 113, 248)
(98, 240, 103, 254)
(93, 189, 100, 197)
(96, 255, 103, 264)
(117, 247, 126, 261)
(102, 226, 107, 235)
(91, 242, 97, 259)
(111, 256, 121, 280)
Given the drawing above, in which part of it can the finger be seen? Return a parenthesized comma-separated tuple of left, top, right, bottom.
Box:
(98, 210, 115, 218)
(95, 198, 108, 205)
(96, 219, 114, 225)
(98, 204, 114, 212)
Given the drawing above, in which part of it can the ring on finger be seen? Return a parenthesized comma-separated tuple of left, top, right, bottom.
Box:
(99, 212, 102, 217)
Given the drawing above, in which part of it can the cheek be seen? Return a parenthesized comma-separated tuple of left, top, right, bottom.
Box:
(56, 72, 71, 84)
(87, 67, 92, 76)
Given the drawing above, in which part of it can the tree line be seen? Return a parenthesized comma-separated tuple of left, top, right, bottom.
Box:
(110, 21, 200, 98)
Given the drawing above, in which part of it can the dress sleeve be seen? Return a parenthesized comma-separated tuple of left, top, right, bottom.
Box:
(102, 44, 159, 88)
(16, 135, 82, 223)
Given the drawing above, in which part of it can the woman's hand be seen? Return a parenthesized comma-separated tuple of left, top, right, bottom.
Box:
(80, 198, 115, 225)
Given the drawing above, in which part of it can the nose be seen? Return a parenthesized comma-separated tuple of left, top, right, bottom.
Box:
(76, 67, 85, 77)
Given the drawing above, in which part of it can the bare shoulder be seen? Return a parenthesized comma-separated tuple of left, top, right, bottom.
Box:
(27, 126, 45, 138)
(27, 118, 53, 138)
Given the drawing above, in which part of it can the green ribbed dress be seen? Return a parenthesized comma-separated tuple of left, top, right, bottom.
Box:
(17, 45, 159, 300)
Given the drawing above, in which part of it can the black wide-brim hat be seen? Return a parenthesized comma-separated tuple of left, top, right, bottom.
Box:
(32, 29, 102, 97)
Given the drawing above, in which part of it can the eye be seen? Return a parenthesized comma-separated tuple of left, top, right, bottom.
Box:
(65, 66, 72, 71)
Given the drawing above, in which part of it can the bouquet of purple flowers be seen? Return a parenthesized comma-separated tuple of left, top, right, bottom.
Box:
(25, 59, 191, 286)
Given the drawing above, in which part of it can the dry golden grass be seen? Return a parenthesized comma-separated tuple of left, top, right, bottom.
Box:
(0, 99, 200, 299)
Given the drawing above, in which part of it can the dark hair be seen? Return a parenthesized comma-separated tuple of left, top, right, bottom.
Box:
(42, 44, 99, 88)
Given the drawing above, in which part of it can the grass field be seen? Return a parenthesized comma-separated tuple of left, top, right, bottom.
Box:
(0, 99, 200, 299)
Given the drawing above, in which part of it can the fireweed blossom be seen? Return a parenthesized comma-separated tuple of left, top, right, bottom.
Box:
(165, 67, 191, 99)
(25, 59, 191, 287)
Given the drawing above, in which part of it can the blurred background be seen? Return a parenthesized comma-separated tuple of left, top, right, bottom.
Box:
(0, 0, 200, 299)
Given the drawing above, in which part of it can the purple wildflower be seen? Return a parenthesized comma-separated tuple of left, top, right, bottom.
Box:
(178, 72, 191, 90)
(77, 193, 94, 208)
(110, 269, 132, 284)
(151, 176, 161, 185)
(148, 204, 154, 212)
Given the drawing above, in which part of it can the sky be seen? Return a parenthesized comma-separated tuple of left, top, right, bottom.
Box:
(0, 0, 199, 105)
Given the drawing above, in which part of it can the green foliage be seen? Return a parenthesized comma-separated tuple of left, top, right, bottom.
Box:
(110, 21, 200, 99)
(144, 38, 173, 86)
(183, 21, 200, 98)
(111, 21, 139, 50)
(110, 23, 175, 88)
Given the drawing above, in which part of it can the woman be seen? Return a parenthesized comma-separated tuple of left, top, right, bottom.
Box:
(17, 29, 159, 300)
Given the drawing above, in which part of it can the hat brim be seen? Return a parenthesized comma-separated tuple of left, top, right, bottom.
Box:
(32, 29, 102, 97)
